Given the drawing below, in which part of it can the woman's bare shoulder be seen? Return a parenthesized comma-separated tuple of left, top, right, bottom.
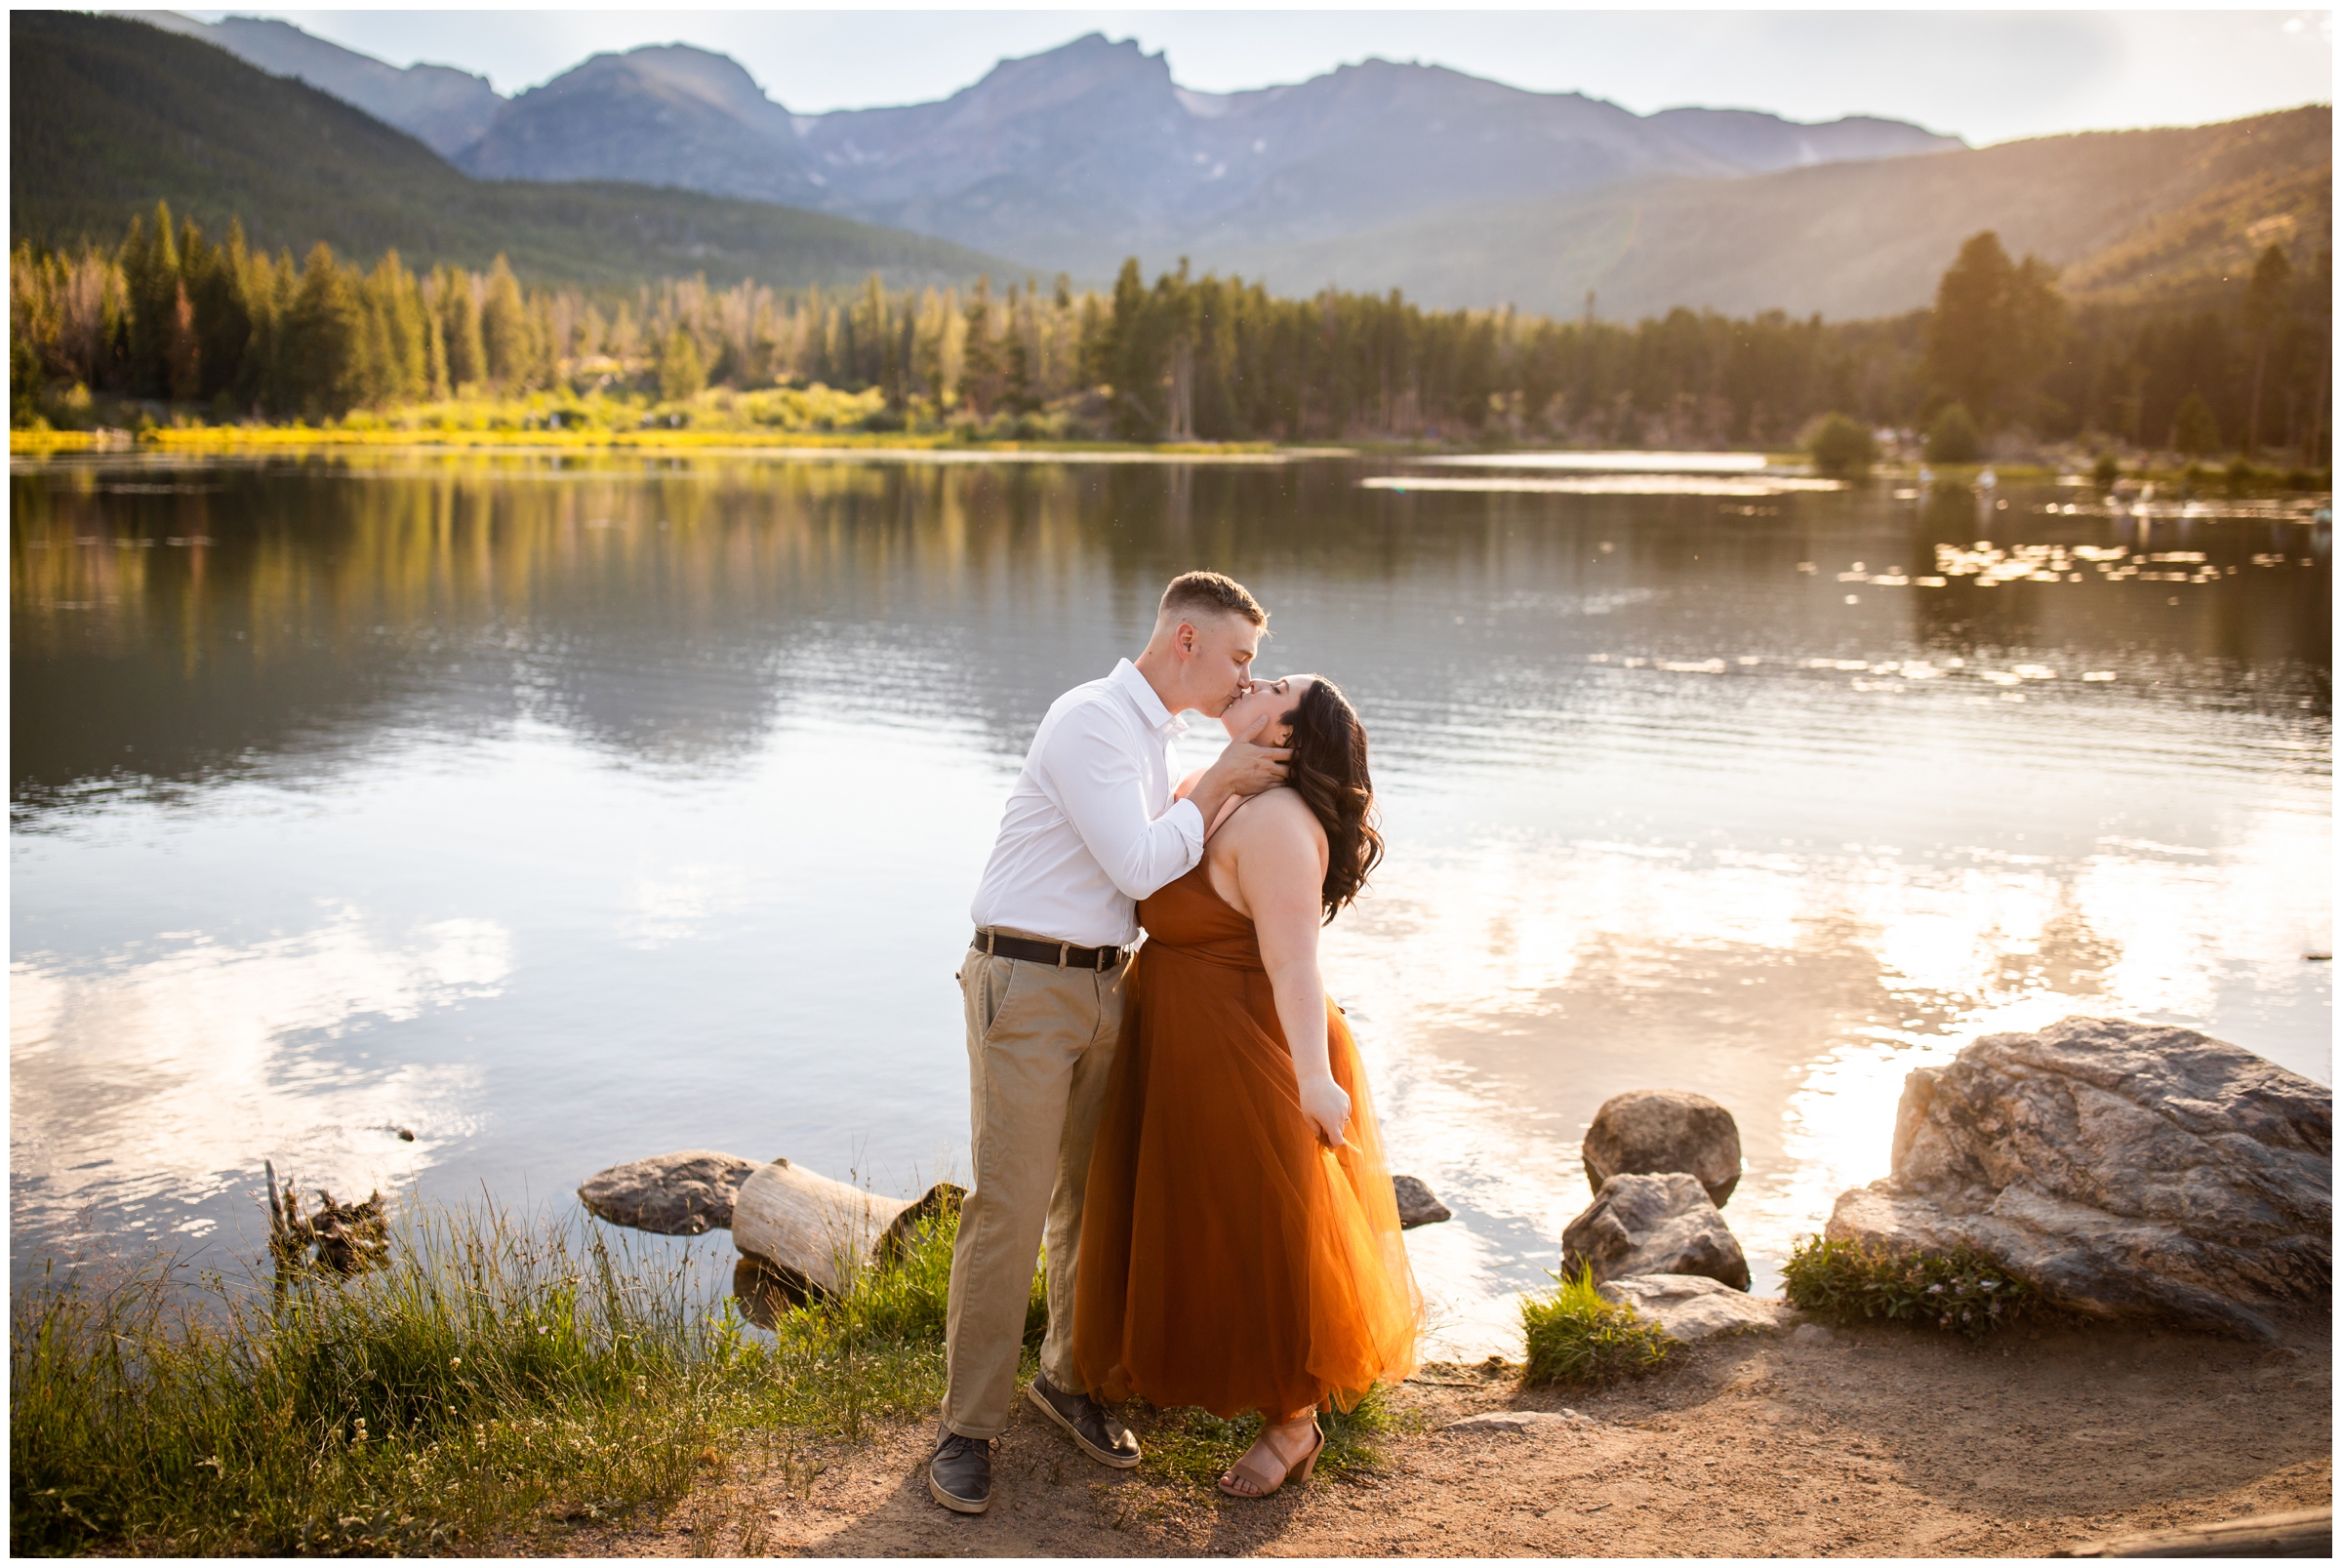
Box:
(1226, 785, 1325, 848)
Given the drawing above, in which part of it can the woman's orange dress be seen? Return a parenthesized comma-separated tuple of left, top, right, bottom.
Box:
(1070, 862, 1422, 1419)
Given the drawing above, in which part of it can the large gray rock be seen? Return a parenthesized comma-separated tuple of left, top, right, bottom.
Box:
(1561, 1172, 1751, 1290)
(579, 1149, 759, 1236)
(1827, 1017, 2331, 1340)
(1598, 1273, 1783, 1341)
(1583, 1089, 1744, 1206)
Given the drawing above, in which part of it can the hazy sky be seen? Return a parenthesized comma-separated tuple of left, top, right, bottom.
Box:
(165, 6, 2333, 146)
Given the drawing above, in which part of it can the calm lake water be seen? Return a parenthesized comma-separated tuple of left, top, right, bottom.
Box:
(11, 450, 2332, 1354)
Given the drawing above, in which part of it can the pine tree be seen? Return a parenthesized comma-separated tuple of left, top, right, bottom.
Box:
(284, 243, 360, 417)
(479, 257, 529, 388)
(117, 202, 183, 399)
(656, 325, 705, 402)
(2241, 243, 2293, 454)
(1924, 230, 2064, 429)
(433, 266, 486, 391)
(2173, 390, 2222, 457)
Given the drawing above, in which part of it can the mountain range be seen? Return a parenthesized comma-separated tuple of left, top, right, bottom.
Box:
(146, 13, 1962, 281)
(12, 12, 1008, 289)
(25, 11, 2332, 321)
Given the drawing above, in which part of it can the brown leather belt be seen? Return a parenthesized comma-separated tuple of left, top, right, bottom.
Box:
(971, 929, 1126, 971)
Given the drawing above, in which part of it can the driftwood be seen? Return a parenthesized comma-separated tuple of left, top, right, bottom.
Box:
(2056, 1507, 2330, 1557)
(731, 1158, 963, 1304)
(263, 1159, 389, 1294)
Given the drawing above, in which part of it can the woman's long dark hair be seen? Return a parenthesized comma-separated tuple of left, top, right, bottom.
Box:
(1281, 677, 1384, 923)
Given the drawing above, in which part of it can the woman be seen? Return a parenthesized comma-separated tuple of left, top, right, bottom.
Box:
(1070, 674, 1421, 1499)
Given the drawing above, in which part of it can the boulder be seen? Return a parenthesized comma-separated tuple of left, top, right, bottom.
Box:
(1561, 1172, 1751, 1290)
(1393, 1174, 1452, 1228)
(1826, 1016, 2331, 1340)
(1583, 1089, 1743, 1206)
(578, 1149, 759, 1235)
(1598, 1273, 1782, 1341)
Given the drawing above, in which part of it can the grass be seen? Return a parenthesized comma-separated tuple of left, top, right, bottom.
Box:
(1779, 1235, 2038, 1342)
(10, 1191, 1038, 1556)
(9, 383, 1281, 456)
(1519, 1266, 1675, 1387)
(1135, 1383, 1407, 1494)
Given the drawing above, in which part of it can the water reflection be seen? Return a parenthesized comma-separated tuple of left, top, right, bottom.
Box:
(11, 452, 2331, 1350)
(11, 906, 505, 1245)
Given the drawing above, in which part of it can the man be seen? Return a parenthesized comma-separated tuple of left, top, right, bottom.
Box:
(931, 571, 1288, 1514)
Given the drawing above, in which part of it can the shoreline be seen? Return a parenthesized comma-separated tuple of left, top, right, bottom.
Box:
(7, 427, 1294, 460)
(10, 429, 2329, 498)
(551, 1312, 2332, 1558)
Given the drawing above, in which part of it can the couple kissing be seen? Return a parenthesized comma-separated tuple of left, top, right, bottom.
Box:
(933, 570, 1422, 1513)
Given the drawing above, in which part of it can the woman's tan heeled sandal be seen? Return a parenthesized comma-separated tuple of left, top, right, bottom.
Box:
(1216, 1418, 1324, 1499)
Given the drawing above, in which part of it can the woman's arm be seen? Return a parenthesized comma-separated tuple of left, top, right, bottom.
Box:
(1172, 765, 1208, 801)
(1233, 797, 1349, 1147)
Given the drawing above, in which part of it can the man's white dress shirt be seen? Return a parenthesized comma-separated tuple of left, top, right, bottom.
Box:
(969, 659, 1207, 949)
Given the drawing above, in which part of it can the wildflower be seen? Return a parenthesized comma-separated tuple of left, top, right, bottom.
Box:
(1926, 1283, 1945, 1294)
(450, 1356, 462, 1368)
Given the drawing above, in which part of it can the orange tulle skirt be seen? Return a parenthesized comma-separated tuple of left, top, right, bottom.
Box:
(1070, 864, 1422, 1418)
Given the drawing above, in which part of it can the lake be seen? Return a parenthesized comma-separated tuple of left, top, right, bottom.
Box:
(10, 449, 2331, 1354)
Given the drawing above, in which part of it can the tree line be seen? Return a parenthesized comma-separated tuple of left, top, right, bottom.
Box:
(10, 202, 2331, 462)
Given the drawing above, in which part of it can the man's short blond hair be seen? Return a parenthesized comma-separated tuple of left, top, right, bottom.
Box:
(1158, 571, 1267, 628)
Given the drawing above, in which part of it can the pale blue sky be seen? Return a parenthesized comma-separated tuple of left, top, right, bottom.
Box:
(157, 6, 2333, 145)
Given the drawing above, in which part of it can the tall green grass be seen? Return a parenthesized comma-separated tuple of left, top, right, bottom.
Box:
(10, 1193, 1033, 1555)
(1519, 1266, 1674, 1386)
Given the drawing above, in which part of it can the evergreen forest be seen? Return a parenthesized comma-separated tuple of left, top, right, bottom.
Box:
(10, 203, 2333, 464)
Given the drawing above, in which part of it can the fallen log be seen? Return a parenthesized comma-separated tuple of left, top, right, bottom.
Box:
(2056, 1507, 2330, 1558)
(731, 1158, 963, 1302)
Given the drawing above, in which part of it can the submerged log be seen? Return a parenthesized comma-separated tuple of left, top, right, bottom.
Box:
(730, 1158, 964, 1300)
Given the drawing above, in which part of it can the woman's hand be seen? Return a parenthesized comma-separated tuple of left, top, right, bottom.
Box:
(1298, 1070, 1351, 1148)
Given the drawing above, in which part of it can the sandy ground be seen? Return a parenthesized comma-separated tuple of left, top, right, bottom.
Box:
(543, 1312, 2330, 1557)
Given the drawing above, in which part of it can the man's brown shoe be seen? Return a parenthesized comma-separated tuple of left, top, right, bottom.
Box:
(1026, 1371, 1142, 1467)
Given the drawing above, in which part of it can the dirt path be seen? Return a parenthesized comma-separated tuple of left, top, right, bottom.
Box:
(553, 1314, 2329, 1557)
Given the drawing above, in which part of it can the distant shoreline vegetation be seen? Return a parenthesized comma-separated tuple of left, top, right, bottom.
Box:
(10, 204, 2332, 470)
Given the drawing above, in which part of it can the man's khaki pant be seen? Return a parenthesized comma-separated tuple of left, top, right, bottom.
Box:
(941, 932, 1124, 1438)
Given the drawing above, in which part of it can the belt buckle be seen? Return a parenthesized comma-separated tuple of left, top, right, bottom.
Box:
(1057, 942, 1069, 969)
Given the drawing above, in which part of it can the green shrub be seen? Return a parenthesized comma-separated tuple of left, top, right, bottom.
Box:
(1779, 1235, 2036, 1342)
(1519, 1266, 1673, 1386)
(1807, 413, 1878, 478)
(2092, 451, 2120, 489)
(1924, 403, 1979, 463)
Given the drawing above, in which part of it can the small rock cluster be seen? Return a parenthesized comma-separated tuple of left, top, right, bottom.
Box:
(1564, 1091, 1753, 1285)
(1558, 1089, 1777, 1340)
